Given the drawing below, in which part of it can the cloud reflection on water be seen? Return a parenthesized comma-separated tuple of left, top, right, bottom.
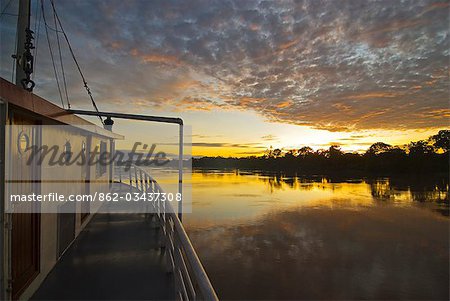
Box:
(183, 170, 449, 300)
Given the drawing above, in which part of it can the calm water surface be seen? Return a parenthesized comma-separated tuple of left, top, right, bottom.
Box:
(160, 169, 449, 300)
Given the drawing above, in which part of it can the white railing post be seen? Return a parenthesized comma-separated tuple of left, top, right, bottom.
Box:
(134, 166, 138, 190)
(144, 174, 147, 193)
(178, 124, 183, 221)
(123, 162, 218, 301)
(128, 166, 132, 192)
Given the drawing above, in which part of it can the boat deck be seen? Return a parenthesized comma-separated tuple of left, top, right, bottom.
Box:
(31, 210, 175, 300)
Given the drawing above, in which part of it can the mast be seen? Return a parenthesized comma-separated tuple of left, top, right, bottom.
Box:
(14, 0, 35, 92)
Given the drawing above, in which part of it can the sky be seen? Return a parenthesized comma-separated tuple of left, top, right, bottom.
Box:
(1, 0, 449, 157)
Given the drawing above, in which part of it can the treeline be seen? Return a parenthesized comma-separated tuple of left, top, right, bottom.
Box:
(193, 130, 450, 174)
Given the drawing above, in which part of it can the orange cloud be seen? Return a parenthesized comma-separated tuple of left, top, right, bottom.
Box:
(332, 103, 353, 113)
(130, 48, 139, 56)
(354, 19, 429, 47)
(236, 97, 266, 106)
(361, 19, 427, 38)
(107, 41, 122, 50)
(418, 109, 450, 119)
(346, 92, 402, 100)
(129, 48, 182, 66)
(249, 23, 261, 31)
(176, 97, 223, 111)
(276, 100, 292, 108)
(420, 2, 450, 16)
(430, 2, 450, 8)
(166, 79, 201, 90)
(278, 38, 301, 51)
(141, 54, 182, 65)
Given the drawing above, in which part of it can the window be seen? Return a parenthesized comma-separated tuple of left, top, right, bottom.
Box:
(95, 141, 108, 178)
(63, 141, 72, 163)
(17, 131, 29, 155)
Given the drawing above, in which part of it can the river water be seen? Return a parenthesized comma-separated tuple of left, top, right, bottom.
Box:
(174, 170, 448, 300)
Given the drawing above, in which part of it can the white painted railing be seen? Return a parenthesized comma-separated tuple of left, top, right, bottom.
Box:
(116, 164, 219, 301)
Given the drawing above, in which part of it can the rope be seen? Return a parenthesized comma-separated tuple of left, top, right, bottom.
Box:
(49, 0, 102, 123)
(41, 0, 65, 108)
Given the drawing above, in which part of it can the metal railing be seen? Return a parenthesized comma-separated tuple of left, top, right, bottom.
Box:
(115, 164, 219, 301)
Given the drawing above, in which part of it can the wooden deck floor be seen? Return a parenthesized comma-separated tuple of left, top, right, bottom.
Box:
(31, 212, 175, 300)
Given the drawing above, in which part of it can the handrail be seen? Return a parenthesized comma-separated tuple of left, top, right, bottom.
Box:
(67, 109, 183, 125)
(115, 164, 219, 301)
(171, 209, 218, 300)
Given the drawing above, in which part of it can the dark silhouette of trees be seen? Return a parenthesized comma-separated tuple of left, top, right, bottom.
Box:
(297, 146, 313, 158)
(408, 140, 434, 157)
(366, 142, 392, 155)
(429, 130, 450, 153)
(328, 145, 343, 158)
(193, 130, 449, 175)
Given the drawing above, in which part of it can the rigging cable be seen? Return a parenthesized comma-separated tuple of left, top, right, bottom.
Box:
(41, 0, 65, 108)
(51, 0, 70, 108)
(1, 12, 17, 17)
(3, 0, 16, 81)
(49, 0, 103, 123)
(0, 0, 14, 19)
(11, 20, 18, 82)
(32, 0, 42, 81)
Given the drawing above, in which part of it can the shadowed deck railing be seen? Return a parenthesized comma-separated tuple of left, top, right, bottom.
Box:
(116, 164, 219, 301)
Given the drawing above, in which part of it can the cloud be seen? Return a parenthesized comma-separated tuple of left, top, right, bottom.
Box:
(236, 151, 265, 155)
(1, 0, 448, 132)
(129, 48, 183, 66)
(175, 97, 224, 111)
(261, 134, 277, 141)
(192, 142, 265, 149)
(190, 134, 223, 139)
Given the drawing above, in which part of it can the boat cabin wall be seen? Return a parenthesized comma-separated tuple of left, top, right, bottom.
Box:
(0, 100, 7, 301)
(2, 106, 114, 300)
